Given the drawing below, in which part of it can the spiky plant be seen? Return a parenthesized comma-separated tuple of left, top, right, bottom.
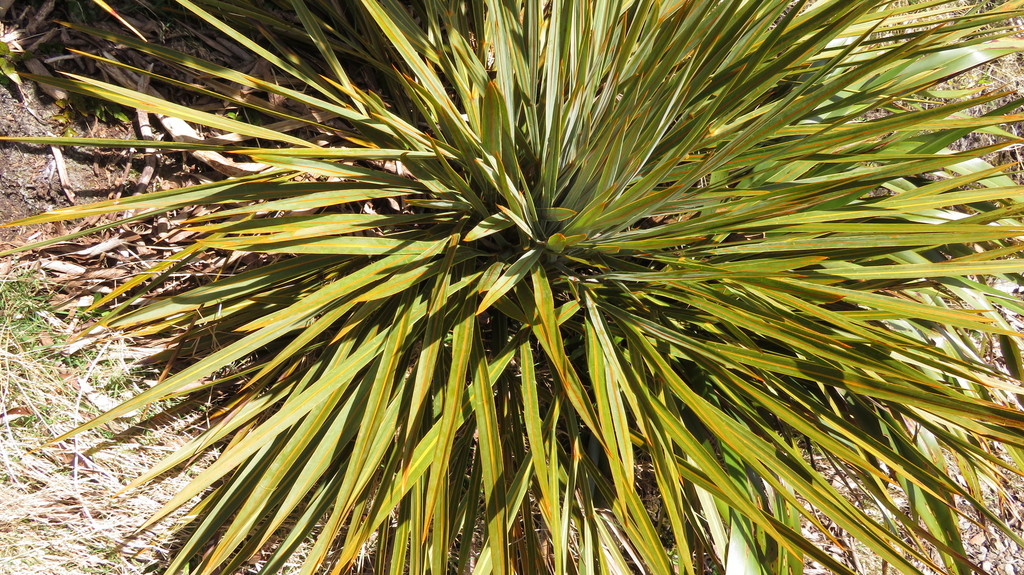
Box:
(5, 0, 1024, 573)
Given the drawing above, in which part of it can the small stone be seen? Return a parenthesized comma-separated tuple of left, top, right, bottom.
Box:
(1003, 563, 1015, 575)
(984, 561, 994, 572)
(993, 538, 1006, 552)
(970, 532, 987, 546)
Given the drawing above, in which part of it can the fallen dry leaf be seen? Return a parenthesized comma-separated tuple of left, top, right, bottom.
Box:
(0, 406, 31, 421)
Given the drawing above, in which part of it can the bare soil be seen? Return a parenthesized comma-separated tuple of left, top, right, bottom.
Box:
(0, 0, 219, 249)
(1, 85, 80, 241)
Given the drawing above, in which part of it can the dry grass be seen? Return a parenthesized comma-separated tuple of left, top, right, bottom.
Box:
(0, 263, 213, 575)
(0, 262, 316, 575)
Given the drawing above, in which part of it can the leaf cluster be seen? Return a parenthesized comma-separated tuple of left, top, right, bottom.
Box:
(5, 1, 1024, 574)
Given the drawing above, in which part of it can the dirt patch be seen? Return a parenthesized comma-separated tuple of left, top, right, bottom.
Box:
(0, 0, 252, 249)
(0, 81, 126, 246)
(0, 82, 70, 242)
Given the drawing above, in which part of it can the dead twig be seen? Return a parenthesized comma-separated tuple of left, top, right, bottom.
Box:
(25, 25, 59, 52)
(23, 0, 54, 36)
(0, 0, 16, 19)
(22, 58, 68, 101)
(49, 144, 76, 203)
(96, 52, 269, 177)
(134, 68, 159, 197)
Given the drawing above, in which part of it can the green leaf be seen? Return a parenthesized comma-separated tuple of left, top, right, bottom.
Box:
(9, 1, 1024, 574)
(476, 248, 543, 314)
